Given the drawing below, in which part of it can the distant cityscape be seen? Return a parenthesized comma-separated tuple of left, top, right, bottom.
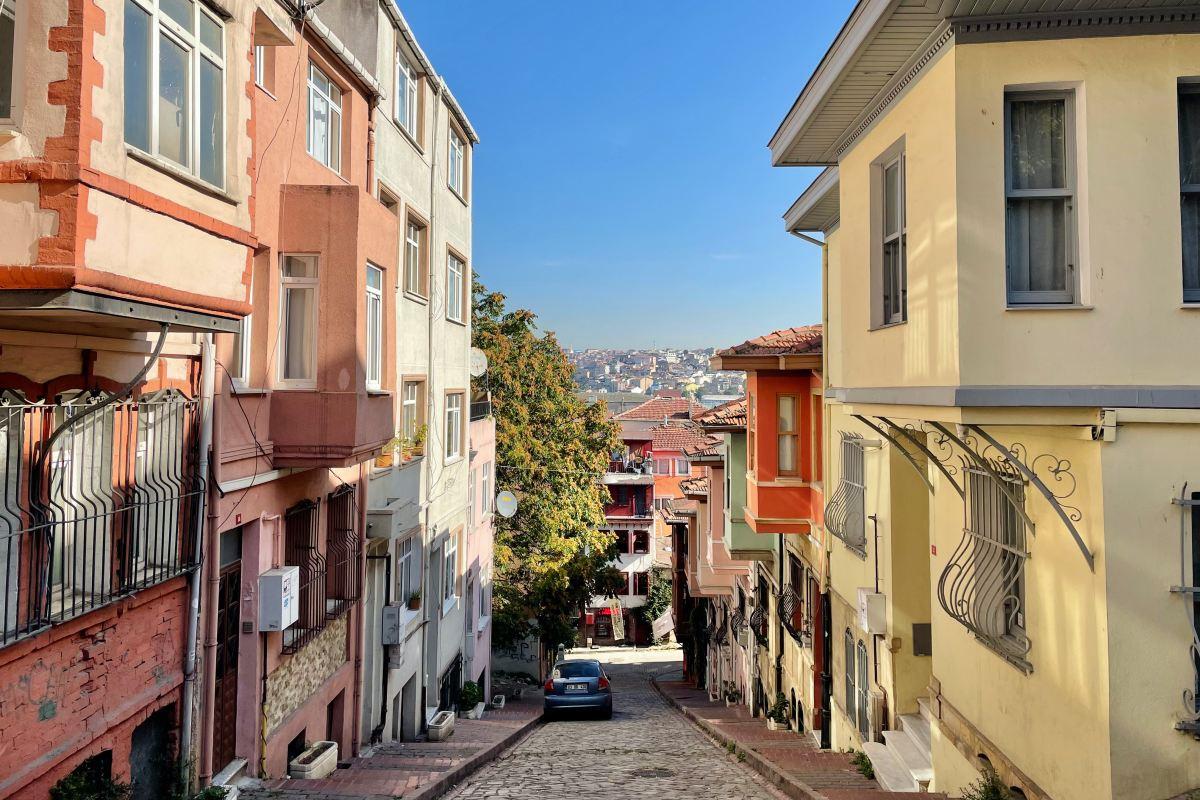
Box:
(567, 347, 745, 409)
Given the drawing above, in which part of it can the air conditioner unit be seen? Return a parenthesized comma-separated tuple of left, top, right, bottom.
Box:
(259, 566, 299, 632)
(868, 688, 888, 742)
(857, 588, 887, 635)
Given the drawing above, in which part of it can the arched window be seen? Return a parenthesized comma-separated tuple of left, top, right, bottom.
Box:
(844, 628, 856, 726)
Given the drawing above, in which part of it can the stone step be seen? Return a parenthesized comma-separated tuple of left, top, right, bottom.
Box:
(917, 696, 935, 723)
(862, 742, 920, 792)
(883, 729, 933, 784)
(899, 711, 932, 753)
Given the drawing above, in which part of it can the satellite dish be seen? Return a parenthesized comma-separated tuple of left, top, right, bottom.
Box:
(495, 490, 518, 518)
(470, 347, 489, 378)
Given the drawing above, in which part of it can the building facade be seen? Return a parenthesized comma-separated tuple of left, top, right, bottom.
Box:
(775, 4, 1200, 798)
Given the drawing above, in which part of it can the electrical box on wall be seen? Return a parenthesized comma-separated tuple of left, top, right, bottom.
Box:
(857, 588, 887, 635)
(259, 566, 299, 631)
(382, 604, 405, 646)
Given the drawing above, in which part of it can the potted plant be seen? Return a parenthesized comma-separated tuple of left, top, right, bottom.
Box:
(407, 590, 421, 611)
(459, 680, 486, 719)
(375, 434, 404, 469)
(723, 683, 742, 707)
(766, 692, 789, 731)
(410, 424, 428, 457)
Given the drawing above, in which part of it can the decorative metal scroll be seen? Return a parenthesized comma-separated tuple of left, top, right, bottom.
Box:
(714, 614, 729, 646)
(824, 432, 867, 555)
(1171, 485, 1200, 734)
(878, 417, 965, 499)
(779, 584, 810, 643)
(748, 605, 768, 648)
(852, 415, 934, 494)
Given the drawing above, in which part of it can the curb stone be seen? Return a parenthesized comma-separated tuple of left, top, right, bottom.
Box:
(408, 710, 545, 800)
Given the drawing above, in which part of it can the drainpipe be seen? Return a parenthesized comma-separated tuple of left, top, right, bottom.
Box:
(182, 332, 215, 791)
(775, 532, 784, 701)
(351, 466, 368, 756)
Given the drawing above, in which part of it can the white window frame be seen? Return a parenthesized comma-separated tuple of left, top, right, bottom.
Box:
(1004, 89, 1078, 306)
(467, 467, 476, 528)
(278, 254, 319, 388)
(446, 252, 465, 323)
(230, 271, 252, 386)
(445, 392, 463, 460)
(481, 462, 492, 515)
(675, 457, 690, 476)
(0, 0, 27, 127)
(124, 0, 227, 187)
(881, 153, 906, 324)
(442, 531, 459, 609)
(365, 264, 383, 390)
(397, 535, 413, 606)
(306, 60, 342, 172)
(254, 43, 266, 89)
(401, 379, 423, 440)
(395, 51, 418, 138)
(404, 217, 426, 297)
(448, 126, 465, 195)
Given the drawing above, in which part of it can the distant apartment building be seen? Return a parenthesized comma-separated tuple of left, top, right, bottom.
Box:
(0, 0, 257, 796)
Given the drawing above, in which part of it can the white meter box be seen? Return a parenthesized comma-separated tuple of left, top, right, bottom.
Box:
(260, 566, 300, 631)
(857, 588, 887, 635)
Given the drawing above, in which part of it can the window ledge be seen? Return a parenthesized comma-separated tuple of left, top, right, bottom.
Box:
(396, 120, 425, 155)
(404, 291, 429, 305)
(444, 455, 464, 466)
(1180, 303, 1200, 310)
(1005, 304, 1093, 312)
(442, 595, 459, 617)
(126, 145, 238, 205)
(255, 83, 278, 101)
(366, 389, 392, 397)
(448, 185, 469, 207)
(445, 315, 468, 328)
(0, 126, 19, 142)
(869, 319, 907, 332)
(230, 383, 269, 396)
(476, 614, 491, 633)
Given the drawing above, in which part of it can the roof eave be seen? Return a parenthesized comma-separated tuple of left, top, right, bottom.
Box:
(784, 167, 840, 234)
(710, 354, 822, 372)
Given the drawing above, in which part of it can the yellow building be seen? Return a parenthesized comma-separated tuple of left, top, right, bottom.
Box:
(774, 4, 1200, 799)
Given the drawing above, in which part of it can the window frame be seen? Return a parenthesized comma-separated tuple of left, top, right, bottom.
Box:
(365, 264, 384, 391)
(747, 393, 756, 473)
(442, 528, 460, 610)
(777, 394, 800, 476)
(306, 59, 342, 173)
(1004, 89, 1078, 306)
(856, 639, 870, 737)
(395, 50, 419, 140)
(124, 0, 227, 188)
(397, 534, 414, 606)
(0, 0, 27, 126)
(675, 457, 691, 476)
(481, 462, 492, 515)
(404, 212, 429, 299)
(401, 377, 426, 442)
(880, 151, 907, 324)
(278, 254, 319, 388)
(1178, 82, 1200, 304)
(844, 628, 856, 726)
(633, 530, 650, 555)
(448, 124, 466, 198)
(446, 249, 467, 324)
(229, 270, 252, 386)
(444, 390, 465, 461)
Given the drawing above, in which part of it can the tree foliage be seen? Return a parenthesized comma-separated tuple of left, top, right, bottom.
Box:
(634, 566, 672, 630)
(473, 277, 625, 651)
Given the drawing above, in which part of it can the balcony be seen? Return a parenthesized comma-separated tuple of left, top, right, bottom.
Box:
(271, 390, 393, 468)
(603, 458, 655, 485)
(367, 456, 423, 539)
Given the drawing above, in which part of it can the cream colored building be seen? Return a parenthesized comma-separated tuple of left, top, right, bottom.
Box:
(776, 3, 1200, 799)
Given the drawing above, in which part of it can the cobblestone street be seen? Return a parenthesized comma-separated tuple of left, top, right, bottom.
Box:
(443, 649, 785, 800)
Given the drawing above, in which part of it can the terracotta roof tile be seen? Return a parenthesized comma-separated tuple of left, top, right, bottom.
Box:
(682, 434, 723, 459)
(615, 395, 709, 421)
(696, 397, 747, 428)
(649, 422, 711, 453)
(718, 325, 823, 357)
(680, 476, 709, 496)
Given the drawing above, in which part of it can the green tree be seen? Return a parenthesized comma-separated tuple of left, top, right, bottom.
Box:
(473, 277, 625, 651)
(634, 566, 672, 633)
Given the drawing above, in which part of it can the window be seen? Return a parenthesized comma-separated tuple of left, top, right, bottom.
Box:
(856, 640, 869, 737)
(124, 0, 226, 186)
(747, 394, 756, 472)
(365, 265, 383, 390)
(404, 216, 427, 296)
(633, 530, 649, 554)
(0, 0, 18, 121)
(675, 458, 691, 476)
(229, 272, 252, 385)
(445, 392, 463, 460)
(481, 462, 492, 514)
(397, 535, 413, 606)
(395, 52, 418, 137)
(280, 255, 318, 385)
(325, 485, 360, 616)
(254, 43, 273, 92)
(443, 530, 459, 605)
(880, 153, 907, 323)
(446, 252, 466, 323)
(777, 395, 799, 475)
(1005, 91, 1076, 305)
(655, 458, 672, 475)
(1179, 84, 1200, 302)
(811, 395, 823, 483)
(825, 432, 866, 553)
(844, 628, 856, 725)
(632, 572, 649, 596)
(448, 126, 465, 195)
(307, 61, 341, 172)
(614, 530, 630, 555)
(401, 379, 425, 441)
(283, 499, 325, 653)
(378, 185, 399, 214)
(969, 466, 1027, 636)
(467, 468, 476, 528)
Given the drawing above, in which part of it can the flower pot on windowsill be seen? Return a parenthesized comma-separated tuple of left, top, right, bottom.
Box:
(407, 594, 422, 611)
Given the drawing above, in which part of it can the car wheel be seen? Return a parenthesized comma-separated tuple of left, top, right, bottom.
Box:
(601, 706, 613, 720)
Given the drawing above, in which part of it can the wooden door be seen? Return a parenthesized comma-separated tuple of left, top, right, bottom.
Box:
(213, 561, 241, 771)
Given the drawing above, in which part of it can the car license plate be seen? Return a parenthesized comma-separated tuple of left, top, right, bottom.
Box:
(566, 683, 588, 694)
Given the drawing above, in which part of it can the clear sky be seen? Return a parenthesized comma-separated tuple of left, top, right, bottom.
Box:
(400, 1, 856, 350)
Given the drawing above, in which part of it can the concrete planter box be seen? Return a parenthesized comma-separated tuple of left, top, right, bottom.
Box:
(288, 741, 338, 780)
(428, 710, 455, 741)
(463, 702, 486, 720)
(491, 695, 506, 709)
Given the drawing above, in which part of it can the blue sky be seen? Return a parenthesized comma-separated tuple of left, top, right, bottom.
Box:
(401, 1, 856, 349)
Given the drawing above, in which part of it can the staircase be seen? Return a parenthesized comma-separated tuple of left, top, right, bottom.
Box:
(862, 697, 934, 792)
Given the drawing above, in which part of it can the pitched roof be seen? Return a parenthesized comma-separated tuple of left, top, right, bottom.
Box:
(617, 395, 708, 422)
(682, 434, 723, 460)
(680, 476, 709, 496)
(649, 422, 711, 454)
(696, 397, 747, 429)
(717, 325, 823, 357)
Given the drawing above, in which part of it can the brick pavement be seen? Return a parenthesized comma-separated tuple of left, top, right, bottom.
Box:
(238, 696, 543, 800)
(654, 677, 946, 800)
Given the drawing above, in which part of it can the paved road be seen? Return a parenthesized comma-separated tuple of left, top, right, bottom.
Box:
(443, 648, 784, 800)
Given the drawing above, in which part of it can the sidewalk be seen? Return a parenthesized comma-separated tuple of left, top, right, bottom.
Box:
(238, 696, 543, 800)
(653, 678, 945, 800)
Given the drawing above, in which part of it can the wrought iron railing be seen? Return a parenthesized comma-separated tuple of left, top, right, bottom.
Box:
(779, 584, 808, 643)
(714, 616, 729, 646)
(937, 461, 1032, 671)
(748, 605, 768, 648)
(283, 499, 326, 654)
(825, 432, 866, 554)
(0, 389, 202, 648)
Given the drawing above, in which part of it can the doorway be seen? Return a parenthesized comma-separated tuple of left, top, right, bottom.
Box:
(213, 528, 242, 772)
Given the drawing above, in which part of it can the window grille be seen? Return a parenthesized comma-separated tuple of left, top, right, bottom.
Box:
(856, 640, 869, 737)
(844, 628, 856, 725)
(825, 432, 867, 553)
(324, 485, 359, 618)
(0, 388, 201, 648)
(937, 461, 1031, 670)
(749, 605, 768, 648)
(283, 499, 325, 653)
(779, 583, 806, 642)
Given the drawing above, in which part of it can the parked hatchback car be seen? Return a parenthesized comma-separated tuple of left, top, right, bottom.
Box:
(543, 659, 612, 719)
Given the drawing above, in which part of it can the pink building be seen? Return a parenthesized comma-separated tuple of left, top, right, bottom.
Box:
(465, 406, 495, 700)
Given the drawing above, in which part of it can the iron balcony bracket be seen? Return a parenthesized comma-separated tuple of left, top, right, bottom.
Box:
(928, 422, 1038, 539)
(852, 415, 936, 495)
(878, 416, 966, 499)
(967, 424, 1094, 573)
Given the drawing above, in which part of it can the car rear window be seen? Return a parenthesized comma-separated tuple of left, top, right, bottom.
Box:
(553, 662, 601, 679)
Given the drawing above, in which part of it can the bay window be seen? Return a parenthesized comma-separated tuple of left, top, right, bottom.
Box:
(778, 395, 799, 475)
(124, 0, 226, 187)
(365, 265, 383, 390)
(307, 61, 341, 172)
(280, 255, 318, 385)
(1005, 91, 1077, 305)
